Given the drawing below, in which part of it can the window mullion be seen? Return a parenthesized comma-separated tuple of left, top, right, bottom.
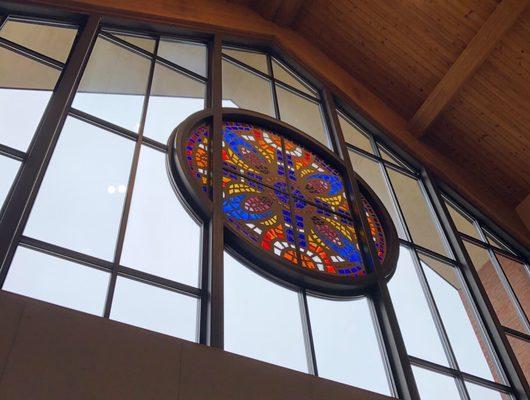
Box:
(420, 168, 530, 399)
(0, 14, 101, 287)
(321, 88, 420, 400)
(102, 37, 159, 318)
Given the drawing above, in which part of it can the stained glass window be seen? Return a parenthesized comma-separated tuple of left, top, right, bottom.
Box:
(175, 114, 397, 293)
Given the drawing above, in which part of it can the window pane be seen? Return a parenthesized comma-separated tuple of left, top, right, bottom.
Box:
(0, 155, 20, 209)
(272, 58, 316, 96)
(378, 145, 411, 171)
(507, 335, 530, 383)
(224, 252, 308, 372)
(444, 199, 481, 240)
(307, 296, 391, 395)
(223, 47, 268, 73)
(348, 151, 406, 238)
(4, 247, 109, 315)
(0, 47, 60, 151)
(120, 146, 201, 287)
(338, 113, 373, 154)
(388, 169, 449, 256)
(73, 36, 151, 132)
(412, 366, 461, 400)
(110, 276, 198, 340)
(143, 62, 205, 144)
(484, 231, 515, 255)
(464, 241, 525, 332)
(0, 20, 77, 62)
(222, 59, 274, 117)
(276, 86, 329, 147)
(420, 253, 500, 381)
(495, 254, 530, 320)
(465, 382, 507, 400)
(113, 33, 155, 53)
(25, 117, 134, 260)
(388, 246, 448, 366)
(157, 39, 207, 77)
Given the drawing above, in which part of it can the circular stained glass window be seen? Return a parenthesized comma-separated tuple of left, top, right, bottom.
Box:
(169, 109, 398, 296)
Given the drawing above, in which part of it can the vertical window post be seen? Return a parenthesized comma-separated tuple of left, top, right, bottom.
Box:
(321, 88, 420, 400)
(0, 14, 101, 285)
(421, 169, 530, 399)
(204, 33, 224, 348)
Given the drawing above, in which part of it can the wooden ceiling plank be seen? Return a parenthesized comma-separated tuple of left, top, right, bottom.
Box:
(274, 0, 305, 26)
(253, 0, 283, 21)
(408, 0, 529, 137)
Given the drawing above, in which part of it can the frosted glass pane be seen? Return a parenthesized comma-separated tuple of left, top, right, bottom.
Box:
(4, 247, 109, 315)
(420, 254, 499, 381)
(308, 296, 391, 395)
(0, 47, 60, 151)
(0, 20, 76, 62)
(73, 36, 150, 132)
(412, 366, 460, 400)
(272, 59, 316, 96)
(0, 155, 20, 209)
(114, 33, 155, 53)
(143, 62, 205, 144)
(157, 40, 207, 77)
(120, 146, 201, 287)
(445, 200, 481, 240)
(224, 253, 308, 372)
(25, 118, 134, 260)
(339, 113, 373, 154)
(388, 169, 449, 256)
(222, 60, 274, 117)
(111, 276, 198, 340)
(388, 246, 448, 366)
(348, 151, 406, 238)
(223, 47, 268, 73)
(276, 86, 329, 147)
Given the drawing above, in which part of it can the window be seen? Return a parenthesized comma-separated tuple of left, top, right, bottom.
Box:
(0, 9, 526, 400)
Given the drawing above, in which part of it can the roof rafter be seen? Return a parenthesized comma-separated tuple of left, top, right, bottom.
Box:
(408, 0, 528, 138)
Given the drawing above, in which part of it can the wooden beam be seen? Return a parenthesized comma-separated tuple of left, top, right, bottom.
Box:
(253, 0, 305, 27)
(408, 0, 528, 137)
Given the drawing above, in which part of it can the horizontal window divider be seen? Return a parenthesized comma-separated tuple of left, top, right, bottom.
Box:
(397, 239, 457, 266)
(6, 14, 79, 29)
(221, 52, 271, 80)
(99, 30, 154, 61)
(273, 79, 320, 103)
(154, 54, 207, 83)
(0, 143, 25, 161)
(346, 145, 419, 177)
(383, 160, 420, 179)
(460, 233, 526, 263)
(69, 108, 138, 142)
(503, 326, 530, 342)
(19, 235, 114, 272)
(117, 265, 201, 298)
(140, 136, 168, 152)
(409, 355, 511, 394)
(0, 36, 64, 70)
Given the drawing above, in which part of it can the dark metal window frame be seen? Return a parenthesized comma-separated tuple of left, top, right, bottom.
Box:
(0, 3, 528, 399)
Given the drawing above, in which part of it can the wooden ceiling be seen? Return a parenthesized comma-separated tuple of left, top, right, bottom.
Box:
(231, 0, 530, 227)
